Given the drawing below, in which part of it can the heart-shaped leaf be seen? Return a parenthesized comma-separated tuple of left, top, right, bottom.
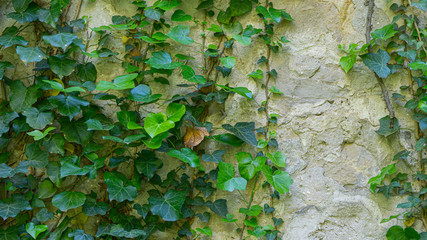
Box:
(360, 49, 391, 78)
(261, 165, 292, 194)
(168, 148, 201, 168)
(166, 25, 194, 45)
(217, 161, 247, 192)
(104, 172, 137, 202)
(52, 191, 86, 211)
(144, 112, 175, 138)
(148, 189, 186, 221)
(23, 107, 54, 129)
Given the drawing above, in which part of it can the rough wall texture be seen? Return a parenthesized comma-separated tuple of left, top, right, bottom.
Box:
(0, 0, 424, 239)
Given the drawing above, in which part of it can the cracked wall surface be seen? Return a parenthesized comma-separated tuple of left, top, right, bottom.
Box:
(1, 0, 425, 239)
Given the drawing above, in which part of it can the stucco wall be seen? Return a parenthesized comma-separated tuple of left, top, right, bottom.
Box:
(0, 0, 423, 239)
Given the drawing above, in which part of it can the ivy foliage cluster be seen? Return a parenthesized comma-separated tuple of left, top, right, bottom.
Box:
(0, 0, 294, 239)
(339, 0, 427, 239)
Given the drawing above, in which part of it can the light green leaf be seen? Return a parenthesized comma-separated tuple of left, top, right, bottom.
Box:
(144, 112, 175, 138)
(267, 151, 287, 168)
(239, 205, 262, 216)
(166, 103, 186, 122)
(236, 152, 266, 180)
(360, 49, 391, 78)
(27, 127, 55, 141)
(220, 56, 236, 68)
(181, 65, 207, 84)
(168, 148, 201, 168)
(217, 161, 247, 192)
(145, 8, 162, 21)
(104, 172, 137, 202)
(148, 189, 186, 221)
(368, 163, 396, 193)
(196, 227, 212, 236)
(371, 24, 397, 40)
(166, 25, 194, 45)
(269, 86, 283, 94)
(23, 108, 54, 129)
(171, 9, 192, 22)
(261, 165, 292, 194)
(339, 55, 357, 73)
(52, 191, 86, 211)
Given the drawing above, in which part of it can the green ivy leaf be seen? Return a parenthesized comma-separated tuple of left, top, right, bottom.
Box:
(239, 205, 262, 216)
(76, 63, 97, 82)
(386, 225, 420, 240)
(248, 69, 263, 79)
(7, 4, 39, 23)
(213, 133, 244, 146)
(59, 118, 93, 145)
(16, 46, 46, 64)
(267, 151, 287, 168)
(181, 65, 207, 84)
(25, 143, 48, 169)
(360, 49, 391, 78)
(166, 103, 186, 122)
(371, 24, 397, 40)
(23, 107, 54, 129)
(37, 5, 61, 26)
(52, 191, 86, 212)
(261, 165, 293, 194)
(196, 0, 213, 9)
(38, 179, 57, 199)
(269, 86, 283, 95)
(48, 56, 77, 78)
(144, 112, 175, 138)
(229, 0, 252, 17)
(0, 195, 31, 220)
(217, 161, 247, 192)
(206, 199, 228, 218)
(104, 172, 137, 202)
(134, 150, 163, 179)
(0, 34, 28, 49)
(12, 0, 32, 12)
(222, 122, 257, 146)
(157, 0, 180, 10)
(43, 33, 77, 50)
(60, 162, 90, 178)
(216, 84, 253, 99)
(49, 95, 89, 120)
(146, 51, 182, 69)
(145, 8, 162, 21)
(168, 148, 201, 168)
(196, 227, 212, 236)
(148, 189, 186, 221)
(96, 73, 137, 91)
(70, 229, 94, 240)
(9, 80, 38, 113)
(82, 192, 109, 216)
(27, 127, 55, 141)
(202, 150, 226, 163)
(0, 111, 19, 135)
(412, 0, 427, 12)
(96, 224, 147, 238)
(220, 56, 236, 68)
(171, 10, 192, 22)
(375, 115, 400, 137)
(236, 152, 266, 180)
(339, 55, 357, 73)
(0, 62, 14, 80)
(166, 25, 194, 45)
(368, 163, 396, 193)
(397, 50, 417, 62)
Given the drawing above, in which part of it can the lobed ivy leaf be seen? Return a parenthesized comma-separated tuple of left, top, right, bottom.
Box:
(77, 63, 97, 82)
(168, 148, 201, 168)
(146, 51, 182, 69)
(23, 107, 54, 129)
(49, 95, 89, 120)
(104, 172, 137, 202)
(0, 195, 31, 220)
(267, 151, 287, 168)
(217, 161, 247, 192)
(148, 189, 186, 221)
(25, 143, 48, 169)
(360, 49, 391, 78)
(145, 8, 162, 21)
(171, 9, 192, 22)
(0, 112, 19, 135)
(202, 150, 226, 163)
(134, 150, 163, 179)
(38, 179, 57, 199)
(166, 25, 194, 45)
(69, 229, 94, 240)
(43, 33, 77, 50)
(236, 152, 266, 180)
(0, 33, 28, 49)
(222, 122, 257, 146)
(239, 205, 262, 216)
(52, 191, 86, 212)
(9, 80, 38, 113)
(82, 193, 109, 216)
(213, 133, 244, 146)
(59, 118, 93, 145)
(7, 3, 39, 23)
(48, 56, 77, 78)
(261, 165, 293, 194)
(371, 24, 397, 40)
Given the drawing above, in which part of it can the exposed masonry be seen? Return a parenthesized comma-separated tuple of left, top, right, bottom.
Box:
(0, 0, 424, 239)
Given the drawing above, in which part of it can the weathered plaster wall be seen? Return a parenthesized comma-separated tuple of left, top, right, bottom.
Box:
(1, 0, 424, 239)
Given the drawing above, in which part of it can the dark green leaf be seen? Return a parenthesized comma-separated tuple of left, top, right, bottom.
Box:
(77, 63, 97, 82)
(12, 0, 32, 12)
(7, 4, 39, 23)
(9, 80, 38, 113)
(148, 189, 186, 221)
(171, 10, 191, 22)
(23, 107, 53, 129)
(412, 0, 427, 12)
(59, 118, 93, 145)
(38, 179, 57, 199)
(43, 33, 77, 50)
(104, 172, 137, 202)
(386, 225, 420, 240)
(168, 148, 201, 168)
(0, 195, 31, 220)
(202, 150, 225, 163)
(26, 143, 48, 169)
(146, 51, 182, 69)
(49, 95, 89, 120)
(0, 34, 28, 49)
(375, 115, 400, 137)
(70, 229, 94, 240)
(222, 122, 257, 146)
(229, 0, 252, 16)
(205, 199, 228, 218)
(213, 133, 244, 146)
(134, 151, 163, 179)
(360, 49, 391, 78)
(48, 56, 77, 78)
(371, 24, 397, 40)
